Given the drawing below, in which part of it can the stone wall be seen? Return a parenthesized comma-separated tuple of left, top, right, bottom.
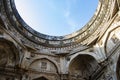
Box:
(0, 0, 120, 80)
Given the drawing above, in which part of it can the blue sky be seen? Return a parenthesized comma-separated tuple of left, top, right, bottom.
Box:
(15, 0, 98, 36)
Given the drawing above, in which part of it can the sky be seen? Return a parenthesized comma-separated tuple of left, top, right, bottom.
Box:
(15, 0, 98, 36)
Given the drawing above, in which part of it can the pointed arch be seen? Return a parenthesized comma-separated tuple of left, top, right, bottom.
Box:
(33, 76, 48, 80)
(69, 54, 100, 80)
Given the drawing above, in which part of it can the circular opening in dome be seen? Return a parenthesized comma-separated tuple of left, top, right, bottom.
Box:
(15, 0, 98, 36)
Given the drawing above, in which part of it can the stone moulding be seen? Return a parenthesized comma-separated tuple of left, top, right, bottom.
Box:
(2, 0, 112, 48)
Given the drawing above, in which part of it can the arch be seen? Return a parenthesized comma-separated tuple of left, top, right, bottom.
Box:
(29, 58, 59, 73)
(68, 54, 100, 80)
(29, 58, 60, 80)
(0, 38, 20, 67)
(29, 58, 58, 72)
(27, 57, 60, 73)
(33, 76, 48, 80)
(68, 52, 99, 66)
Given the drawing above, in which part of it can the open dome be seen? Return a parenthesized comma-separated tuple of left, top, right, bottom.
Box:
(15, 0, 98, 36)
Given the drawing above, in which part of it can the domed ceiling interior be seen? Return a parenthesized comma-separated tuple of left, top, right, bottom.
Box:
(15, 0, 98, 36)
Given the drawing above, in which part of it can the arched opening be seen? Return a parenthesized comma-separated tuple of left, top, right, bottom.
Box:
(29, 58, 58, 73)
(29, 58, 59, 80)
(0, 38, 20, 80)
(33, 76, 48, 80)
(69, 54, 99, 80)
(0, 39, 19, 67)
(14, 0, 98, 36)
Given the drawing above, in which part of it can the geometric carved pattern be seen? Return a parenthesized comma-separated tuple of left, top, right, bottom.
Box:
(41, 62, 47, 70)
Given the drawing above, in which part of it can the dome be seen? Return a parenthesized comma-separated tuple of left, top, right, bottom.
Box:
(15, 0, 98, 36)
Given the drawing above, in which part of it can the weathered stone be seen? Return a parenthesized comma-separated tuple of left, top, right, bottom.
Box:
(0, 0, 120, 80)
